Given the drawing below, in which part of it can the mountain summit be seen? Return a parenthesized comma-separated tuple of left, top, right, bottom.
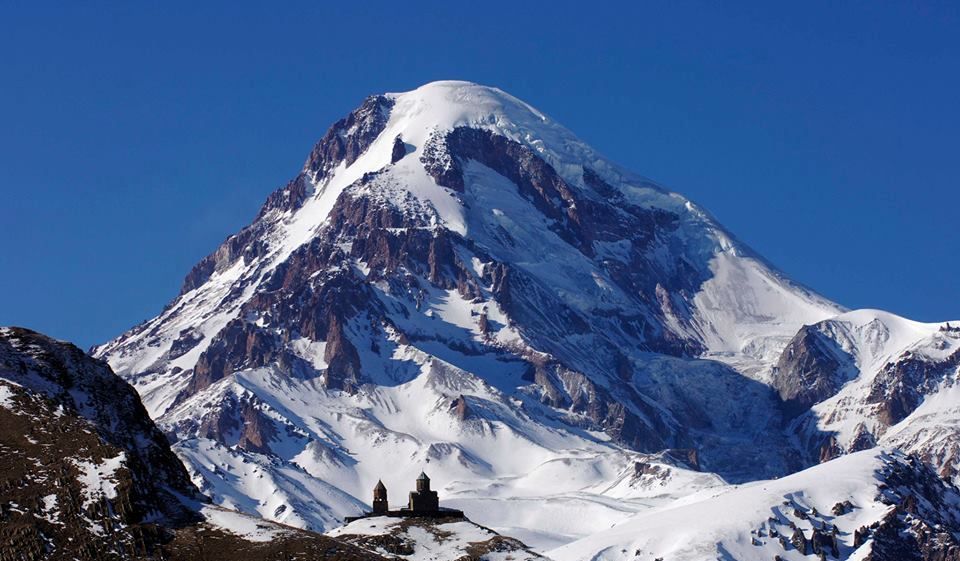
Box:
(93, 81, 960, 551)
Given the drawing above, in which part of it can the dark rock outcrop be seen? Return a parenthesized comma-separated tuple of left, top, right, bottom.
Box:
(422, 127, 681, 264)
(789, 527, 809, 554)
(832, 500, 855, 516)
(863, 453, 960, 561)
(180, 95, 395, 296)
(189, 319, 282, 395)
(772, 324, 856, 417)
(810, 525, 838, 558)
(0, 327, 194, 559)
(304, 95, 395, 181)
(867, 348, 960, 426)
(391, 135, 408, 164)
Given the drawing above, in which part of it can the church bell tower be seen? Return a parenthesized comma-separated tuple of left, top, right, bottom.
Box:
(416, 472, 430, 492)
(372, 480, 388, 514)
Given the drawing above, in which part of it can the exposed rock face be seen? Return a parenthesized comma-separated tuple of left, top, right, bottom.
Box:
(391, 135, 407, 164)
(448, 394, 471, 421)
(0, 327, 203, 558)
(862, 454, 960, 561)
(304, 95, 395, 182)
(189, 318, 283, 395)
(867, 347, 960, 426)
(831, 499, 854, 516)
(180, 95, 394, 296)
(809, 525, 838, 558)
(773, 323, 857, 416)
(420, 127, 702, 358)
(789, 527, 809, 554)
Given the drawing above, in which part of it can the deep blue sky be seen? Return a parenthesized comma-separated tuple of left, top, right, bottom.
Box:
(2, 2, 958, 349)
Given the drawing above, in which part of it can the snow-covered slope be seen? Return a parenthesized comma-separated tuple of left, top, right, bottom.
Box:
(92, 81, 957, 553)
(154, 361, 728, 549)
(550, 449, 960, 561)
(773, 310, 960, 482)
(328, 515, 544, 561)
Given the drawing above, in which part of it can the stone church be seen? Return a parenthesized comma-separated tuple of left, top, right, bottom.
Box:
(407, 472, 439, 512)
(346, 472, 464, 521)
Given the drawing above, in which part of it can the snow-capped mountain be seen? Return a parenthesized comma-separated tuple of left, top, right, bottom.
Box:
(92, 80, 959, 554)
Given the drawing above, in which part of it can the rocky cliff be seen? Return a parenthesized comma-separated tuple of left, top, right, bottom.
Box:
(0, 326, 386, 560)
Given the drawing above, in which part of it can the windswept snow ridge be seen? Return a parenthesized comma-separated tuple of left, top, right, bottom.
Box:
(550, 449, 960, 561)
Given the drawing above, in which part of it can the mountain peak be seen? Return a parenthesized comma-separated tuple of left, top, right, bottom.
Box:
(313, 79, 593, 201)
(93, 83, 857, 542)
(384, 80, 550, 132)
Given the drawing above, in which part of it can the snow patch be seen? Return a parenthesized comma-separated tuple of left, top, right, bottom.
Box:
(72, 452, 126, 509)
(202, 505, 292, 542)
(0, 382, 16, 409)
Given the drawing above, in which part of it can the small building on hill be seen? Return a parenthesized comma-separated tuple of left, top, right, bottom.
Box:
(345, 472, 464, 522)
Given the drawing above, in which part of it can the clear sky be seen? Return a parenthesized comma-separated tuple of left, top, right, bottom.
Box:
(1, 2, 958, 349)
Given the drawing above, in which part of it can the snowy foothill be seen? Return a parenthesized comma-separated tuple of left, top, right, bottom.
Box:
(549, 449, 900, 561)
(329, 516, 543, 561)
(201, 505, 297, 543)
